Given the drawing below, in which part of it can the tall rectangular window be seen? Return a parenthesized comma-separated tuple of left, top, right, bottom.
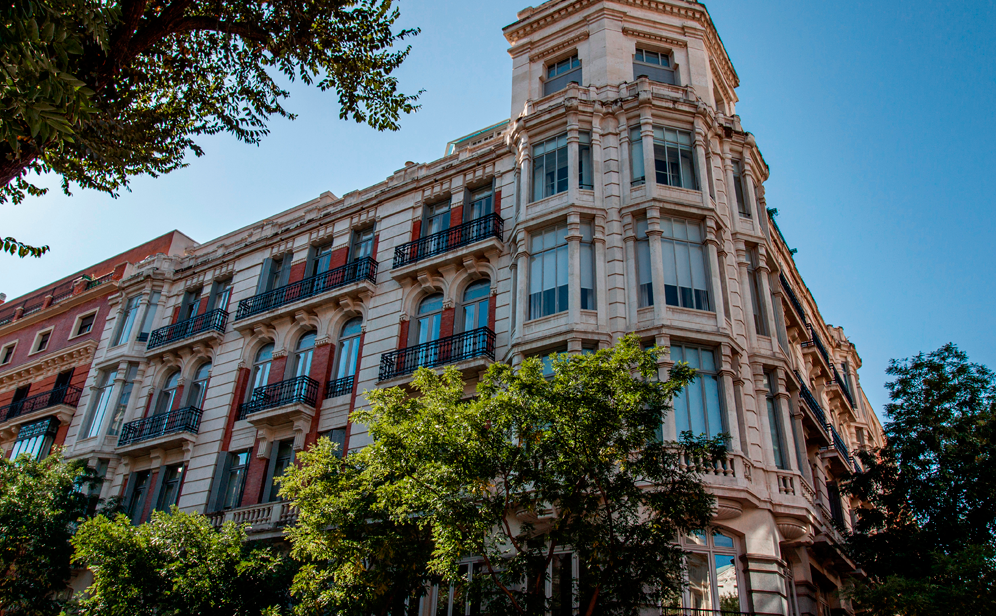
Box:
(467, 186, 494, 221)
(532, 133, 568, 201)
(635, 218, 653, 308)
(747, 247, 769, 336)
(661, 218, 712, 311)
(126, 470, 151, 524)
(155, 464, 185, 512)
(264, 440, 294, 503)
(9, 418, 57, 460)
(733, 160, 752, 218)
(82, 369, 118, 439)
(633, 48, 677, 85)
(765, 372, 787, 470)
(76, 313, 96, 336)
(630, 126, 645, 184)
(107, 364, 139, 437)
(112, 295, 141, 346)
(544, 54, 581, 96)
(653, 127, 698, 189)
(529, 224, 568, 319)
(579, 132, 593, 189)
(221, 451, 250, 510)
(672, 345, 724, 438)
(350, 227, 375, 261)
(580, 222, 596, 310)
(137, 291, 161, 342)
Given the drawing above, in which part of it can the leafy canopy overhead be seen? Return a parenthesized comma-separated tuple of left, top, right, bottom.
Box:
(1, 0, 421, 254)
(845, 343, 996, 616)
(280, 335, 726, 616)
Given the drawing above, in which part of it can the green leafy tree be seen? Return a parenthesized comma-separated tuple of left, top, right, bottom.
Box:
(0, 449, 98, 616)
(845, 343, 996, 615)
(1, 0, 421, 255)
(280, 335, 725, 616)
(71, 507, 296, 615)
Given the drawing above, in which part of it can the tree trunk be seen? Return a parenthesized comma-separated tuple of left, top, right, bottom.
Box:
(0, 143, 39, 190)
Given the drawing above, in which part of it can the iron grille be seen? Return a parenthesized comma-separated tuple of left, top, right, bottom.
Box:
(393, 213, 503, 269)
(794, 371, 829, 431)
(379, 327, 495, 381)
(0, 385, 82, 423)
(118, 406, 202, 447)
(779, 273, 807, 323)
(237, 376, 319, 420)
(235, 257, 378, 321)
(829, 423, 852, 462)
(84, 273, 113, 290)
(147, 309, 229, 350)
(832, 364, 855, 408)
(325, 375, 355, 399)
(662, 609, 754, 616)
(802, 324, 831, 366)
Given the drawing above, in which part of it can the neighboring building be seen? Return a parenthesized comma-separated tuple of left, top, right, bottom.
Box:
(1, 1, 886, 614)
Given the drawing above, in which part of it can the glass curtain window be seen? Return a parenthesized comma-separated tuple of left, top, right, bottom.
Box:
(747, 247, 769, 336)
(186, 363, 212, 409)
(532, 133, 568, 201)
(336, 318, 363, 380)
(672, 345, 724, 437)
(461, 280, 490, 332)
(221, 451, 250, 509)
(351, 227, 375, 261)
(154, 371, 180, 416)
(155, 464, 185, 512)
(765, 372, 787, 469)
(138, 291, 161, 341)
(733, 160, 752, 218)
(681, 531, 741, 612)
(653, 127, 698, 189)
(580, 222, 596, 310)
(661, 217, 712, 311)
(468, 186, 493, 221)
(107, 364, 139, 436)
(84, 370, 118, 439)
(635, 219, 654, 307)
(630, 126, 645, 184)
(112, 295, 142, 346)
(250, 344, 274, 397)
(579, 132, 593, 189)
(529, 224, 569, 319)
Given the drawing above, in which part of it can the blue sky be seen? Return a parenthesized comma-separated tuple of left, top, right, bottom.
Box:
(2, 0, 994, 419)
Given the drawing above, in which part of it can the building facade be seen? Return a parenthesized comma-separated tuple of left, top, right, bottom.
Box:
(0, 1, 884, 615)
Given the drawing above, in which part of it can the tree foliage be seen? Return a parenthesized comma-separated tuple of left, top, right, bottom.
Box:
(280, 335, 725, 616)
(0, 449, 97, 616)
(71, 507, 296, 616)
(2, 0, 421, 254)
(845, 343, 996, 615)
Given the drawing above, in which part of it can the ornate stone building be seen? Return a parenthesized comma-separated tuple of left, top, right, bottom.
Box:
(1, 1, 884, 614)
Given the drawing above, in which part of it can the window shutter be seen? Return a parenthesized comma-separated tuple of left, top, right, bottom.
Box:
(303, 245, 318, 279)
(261, 446, 281, 503)
(148, 465, 169, 513)
(206, 452, 231, 512)
(256, 258, 274, 295)
(277, 254, 293, 288)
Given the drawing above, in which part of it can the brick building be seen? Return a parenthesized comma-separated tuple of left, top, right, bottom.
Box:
(2, 1, 885, 614)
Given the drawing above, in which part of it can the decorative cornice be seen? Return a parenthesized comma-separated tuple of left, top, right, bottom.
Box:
(529, 30, 590, 63)
(0, 339, 98, 390)
(621, 27, 686, 49)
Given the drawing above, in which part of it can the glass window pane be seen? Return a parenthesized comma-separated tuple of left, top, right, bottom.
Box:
(662, 240, 678, 286)
(715, 554, 740, 612)
(675, 242, 692, 288)
(688, 380, 706, 435)
(690, 245, 708, 291)
(704, 375, 723, 436)
(687, 552, 713, 610)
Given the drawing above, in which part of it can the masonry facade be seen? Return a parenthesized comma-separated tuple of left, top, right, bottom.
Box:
(0, 1, 884, 615)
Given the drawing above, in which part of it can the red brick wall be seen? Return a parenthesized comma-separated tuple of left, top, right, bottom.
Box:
(450, 205, 463, 227)
(440, 307, 455, 339)
(268, 356, 288, 385)
(288, 261, 306, 285)
(170, 305, 181, 325)
(140, 469, 159, 523)
(494, 189, 502, 215)
(304, 342, 335, 448)
(489, 295, 497, 330)
(169, 385, 185, 412)
(195, 297, 209, 316)
(221, 367, 250, 451)
(330, 247, 349, 270)
(398, 319, 410, 349)
(411, 220, 422, 241)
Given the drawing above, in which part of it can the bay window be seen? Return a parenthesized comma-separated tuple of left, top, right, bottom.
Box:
(529, 224, 568, 319)
(580, 222, 596, 310)
(654, 127, 698, 189)
(661, 217, 712, 311)
(532, 134, 568, 201)
(635, 218, 653, 307)
(671, 345, 724, 438)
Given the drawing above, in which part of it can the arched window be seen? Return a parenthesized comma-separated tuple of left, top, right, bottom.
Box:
(249, 343, 273, 398)
(293, 331, 317, 379)
(678, 530, 742, 612)
(154, 371, 180, 415)
(186, 363, 211, 409)
(414, 294, 443, 345)
(335, 318, 363, 380)
(460, 280, 490, 333)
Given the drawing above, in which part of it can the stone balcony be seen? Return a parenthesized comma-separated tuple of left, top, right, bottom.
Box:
(238, 376, 319, 451)
(0, 385, 81, 440)
(208, 500, 299, 535)
(389, 214, 503, 283)
(116, 406, 202, 457)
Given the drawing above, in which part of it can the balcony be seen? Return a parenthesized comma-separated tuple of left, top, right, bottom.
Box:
(663, 609, 754, 616)
(0, 385, 82, 429)
(779, 273, 807, 326)
(830, 363, 855, 411)
(325, 375, 354, 399)
(117, 407, 202, 455)
(824, 423, 854, 474)
(392, 214, 503, 275)
(795, 372, 832, 445)
(208, 501, 299, 534)
(234, 257, 377, 327)
(237, 375, 318, 447)
(146, 309, 228, 352)
(379, 327, 496, 381)
(802, 324, 833, 376)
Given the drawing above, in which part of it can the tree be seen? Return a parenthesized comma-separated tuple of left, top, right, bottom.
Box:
(71, 507, 296, 615)
(280, 335, 726, 616)
(2, 0, 421, 254)
(844, 343, 996, 615)
(0, 449, 98, 616)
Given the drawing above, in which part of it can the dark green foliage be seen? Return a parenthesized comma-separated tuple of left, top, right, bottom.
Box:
(845, 343, 996, 615)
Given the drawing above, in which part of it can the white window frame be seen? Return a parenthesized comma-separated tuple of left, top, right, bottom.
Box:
(69, 309, 99, 340)
(0, 341, 16, 365)
(677, 529, 745, 613)
(29, 327, 54, 355)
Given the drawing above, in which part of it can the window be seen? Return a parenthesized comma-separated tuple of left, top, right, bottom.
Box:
(529, 224, 568, 319)
(335, 318, 363, 381)
(293, 331, 316, 379)
(107, 364, 139, 436)
(351, 227, 375, 261)
(249, 343, 274, 399)
(633, 48, 677, 85)
(327, 427, 347, 458)
(532, 133, 568, 201)
(9, 417, 57, 460)
(672, 345, 724, 438)
(630, 126, 646, 184)
(208, 280, 232, 312)
(732, 160, 752, 218)
(579, 132, 593, 189)
(264, 439, 294, 503)
(635, 219, 654, 307)
(747, 247, 768, 336)
(1, 343, 15, 365)
(580, 222, 596, 310)
(153, 371, 180, 416)
(112, 295, 141, 346)
(179, 288, 202, 322)
(544, 53, 581, 96)
(412, 295, 444, 367)
(678, 530, 742, 612)
(75, 312, 96, 336)
(460, 280, 491, 334)
(258, 255, 290, 294)
(423, 200, 451, 237)
(9, 385, 30, 417)
(186, 362, 211, 409)
(125, 470, 151, 524)
(661, 217, 712, 311)
(137, 291, 161, 342)
(221, 451, 250, 510)
(155, 463, 185, 512)
(82, 369, 118, 439)
(653, 126, 698, 189)
(534, 346, 568, 378)
(33, 330, 51, 353)
(765, 372, 788, 470)
(311, 244, 334, 276)
(467, 186, 494, 221)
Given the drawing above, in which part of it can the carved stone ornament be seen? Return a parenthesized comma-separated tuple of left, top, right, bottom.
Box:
(713, 498, 743, 520)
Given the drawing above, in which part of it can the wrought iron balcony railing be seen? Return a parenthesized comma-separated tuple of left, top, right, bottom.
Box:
(663, 608, 754, 616)
(779, 273, 807, 323)
(237, 376, 319, 420)
(828, 423, 852, 462)
(802, 323, 832, 368)
(118, 406, 202, 447)
(795, 371, 829, 431)
(325, 375, 355, 399)
(147, 309, 228, 350)
(379, 327, 495, 381)
(235, 257, 377, 321)
(393, 213, 503, 269)
(832, 363, 855, 408)
(0, 385, 82, 423)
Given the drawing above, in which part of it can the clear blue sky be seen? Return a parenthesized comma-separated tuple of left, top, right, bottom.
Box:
(2, 0, 994, 420)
